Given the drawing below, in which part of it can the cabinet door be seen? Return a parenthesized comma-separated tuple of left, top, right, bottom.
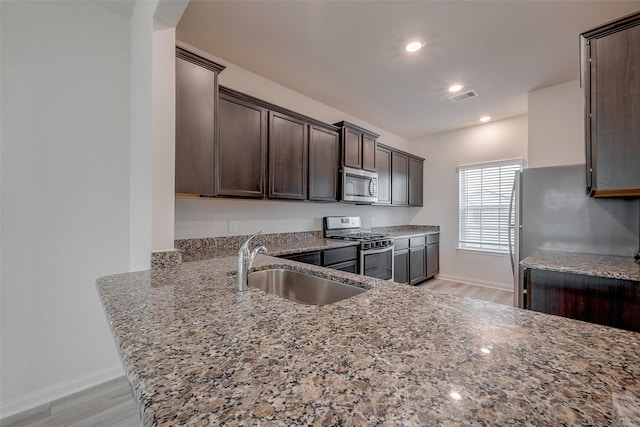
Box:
(323, 246, 357, 266)
(362, 135, 376, 171)
(409, 157, 424, 206)
(218, 93, 267, 197)
(391, 152, 409, 205)
(343, 128, 362, 169)
(426, 243, 439, 279)
(280, 251, 321, 266)
(409, 247, 426, 285)
(529, 269, 640, 332)
(394, 250, 408, 284)
(309, 125, 339, 201)
(269, 112, 308, 200)
(175, 56, 216, 195)
(587, 19, 640, 196)
(327, 260, 358, 274)
(375, 146, 392, 205)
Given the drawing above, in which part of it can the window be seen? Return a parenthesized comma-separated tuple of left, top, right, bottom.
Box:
(458, 160, 523, 254)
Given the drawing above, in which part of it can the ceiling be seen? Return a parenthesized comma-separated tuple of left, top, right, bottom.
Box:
(177, 1, 640, 139)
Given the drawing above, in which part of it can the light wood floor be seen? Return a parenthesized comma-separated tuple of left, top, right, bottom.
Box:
(0, 377, 142, 427)
(1, 278, 512, 426)
(420, 277, 514, 306)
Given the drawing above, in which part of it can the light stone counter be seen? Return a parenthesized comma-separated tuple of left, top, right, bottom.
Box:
(97, 255, 640, 426)
(521, 249, 640, 282)
(176, 232, 359, 263)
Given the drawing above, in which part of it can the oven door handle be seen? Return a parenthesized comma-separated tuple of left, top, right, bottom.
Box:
(362, 246, 394, 255)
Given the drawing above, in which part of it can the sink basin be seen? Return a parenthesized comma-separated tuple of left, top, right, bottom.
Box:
(250, 269, 366, 305)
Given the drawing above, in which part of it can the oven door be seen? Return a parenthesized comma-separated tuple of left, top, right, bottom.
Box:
(360, 246, 394, 280)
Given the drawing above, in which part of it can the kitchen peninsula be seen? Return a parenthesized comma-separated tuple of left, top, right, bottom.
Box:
(97, 249, 640, 425)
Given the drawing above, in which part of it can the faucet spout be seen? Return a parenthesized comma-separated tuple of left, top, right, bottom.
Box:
(237, 231, 267, 291)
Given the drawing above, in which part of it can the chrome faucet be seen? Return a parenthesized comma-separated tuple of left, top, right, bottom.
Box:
(237, 231, 267, 291)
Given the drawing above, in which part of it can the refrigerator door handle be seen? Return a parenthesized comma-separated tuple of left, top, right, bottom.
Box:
(508, 177, 516, 274)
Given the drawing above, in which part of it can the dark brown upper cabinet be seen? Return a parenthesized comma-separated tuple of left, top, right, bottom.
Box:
(582, 12, 640, 197)
(218, 87, 339, 202)
(269, 111, 308, 200)
(218, 88, 268, 198)
(309, 125, 339, 201)
(343, 127, 362, 169)
(362, 135, 377, 171)
(376, 143, 425, 207)
(375, 145, 392, 205)
(334, 121, 380, 172)
(391, 151, 409, 205)
(175, 48, 225, 196)
(409, 156, 424, 207)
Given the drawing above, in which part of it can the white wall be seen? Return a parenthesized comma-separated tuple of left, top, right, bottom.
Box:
(129, 0, 154, 270)
(176, 198, 419, 239)
(410, 115, 528, 290)
(172, 41, 412, 238)
(528, 80, 585, 168)
(0, 1, 131, 416)
(152, 27, 177, 251)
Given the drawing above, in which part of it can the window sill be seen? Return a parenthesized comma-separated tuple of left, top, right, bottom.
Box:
(456, 247, 510, 258)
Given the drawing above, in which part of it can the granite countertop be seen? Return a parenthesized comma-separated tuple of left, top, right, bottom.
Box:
(521, 249, 640, 281)
(97, 255, 640, 426)
(175, 226, 440, 263)
(372, 225, 440, 239)
(177, 233, 359, 263)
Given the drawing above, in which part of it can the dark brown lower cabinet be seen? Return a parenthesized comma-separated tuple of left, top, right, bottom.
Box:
(409, 246, 426, 285)
(278, 246, 358, 273)
(394, 249, 409, 284)
(280, 251, 322, 265)
(527, 268, 640, 332)
(323, 246, 358, 273)
(426, 233, 439, 279)
(394, 235, 438, 285)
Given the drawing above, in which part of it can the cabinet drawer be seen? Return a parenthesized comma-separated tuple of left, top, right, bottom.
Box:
(323, 246, 358, 266)
(394, 238, 409, 251)
(426, 233, 439, 244)
(281, 251, 321, 266)
(326, 259, 358, 274)
(410, 235, 426, 247)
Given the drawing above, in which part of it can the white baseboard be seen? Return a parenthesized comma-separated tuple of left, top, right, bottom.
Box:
(437, 273, 514, 292)
(0, 365, 125, 419)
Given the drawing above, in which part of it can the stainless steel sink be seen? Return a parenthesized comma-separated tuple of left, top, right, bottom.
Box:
(250, 269, 366, 305)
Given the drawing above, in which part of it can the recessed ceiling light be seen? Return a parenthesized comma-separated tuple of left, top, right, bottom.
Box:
(405, 41, 425, 53)
(479, 116, 491, 123)
(449, 84, 463, 92)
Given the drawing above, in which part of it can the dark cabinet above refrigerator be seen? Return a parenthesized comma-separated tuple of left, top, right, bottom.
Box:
(581, 11, 640, 197)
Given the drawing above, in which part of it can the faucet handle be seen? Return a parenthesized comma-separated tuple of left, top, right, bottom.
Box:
(250, 244, 268, 259)
(238, 230, 264, 256)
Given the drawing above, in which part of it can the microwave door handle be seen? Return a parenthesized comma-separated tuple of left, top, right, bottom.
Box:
(368, 179, 374, 196)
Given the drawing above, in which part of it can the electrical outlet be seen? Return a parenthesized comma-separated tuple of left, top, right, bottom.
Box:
(229, 221, 238, 233)
(370, 217, 375, 226)
(307, 219, 314, 229)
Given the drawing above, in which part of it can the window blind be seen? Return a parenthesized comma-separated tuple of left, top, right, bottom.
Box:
(458, 161, 522, 253)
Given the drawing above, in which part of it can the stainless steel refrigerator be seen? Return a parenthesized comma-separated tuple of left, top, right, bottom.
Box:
(509, 164, 640, 308)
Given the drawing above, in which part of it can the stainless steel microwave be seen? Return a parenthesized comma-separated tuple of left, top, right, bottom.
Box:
(341, 166, 378, 203)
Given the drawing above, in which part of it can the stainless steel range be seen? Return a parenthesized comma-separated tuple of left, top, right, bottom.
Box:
(323, 216, 394, 280)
